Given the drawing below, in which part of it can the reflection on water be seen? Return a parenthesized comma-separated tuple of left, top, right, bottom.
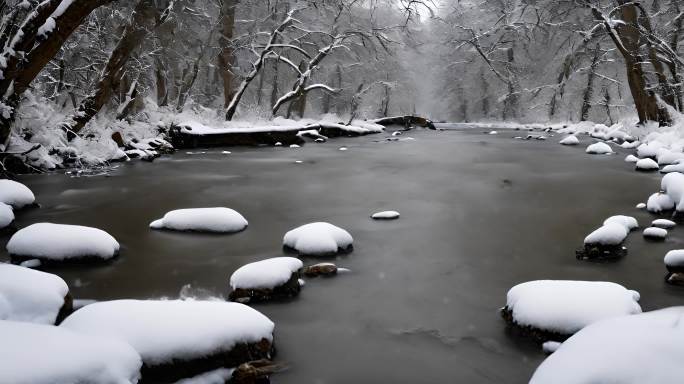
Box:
(2, 129, 683, 383)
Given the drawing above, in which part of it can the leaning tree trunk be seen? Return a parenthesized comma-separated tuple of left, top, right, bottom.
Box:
(0, 0, 115, 149)
(218, 0, 238, 109)
(580, 44, 601, 122)
(61, 0, 162, 140)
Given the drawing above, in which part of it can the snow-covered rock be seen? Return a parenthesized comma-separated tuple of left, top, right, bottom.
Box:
(529, 307, 684, 384)
(603, 215, 638, 231)
(559, 135, 579, 146)
(643, 227, 667, 240)
(661, 172, 684, 212)
(624, 154, 639, 163)
(0, 203, 14, 229)
(656, 150, 684, 165)
(371, 210, 400, 220)
(637, 142, 662, 158)
(61, 300, 274, 374)
(661, 163, 684, 173)
(620, 140, 639, 149)
(647, 192, 675, 213)
(302, 262, 339, 277)
(542, 341, 562, 354)
(652, 219, 676, 229)
(0, 320, 142, 384)
(0, 263, 70, 324)
(585, 142, 613, 155)
(635, 158, 659, 171)
(504, 280, 641, 338)
(0, 179, 35, 209)
(229, 257, 303, 302)
(283, 222, 353, 256)
(664, 250, 684, 273)
(636, 202, 646, 209)
(150, 207, 248, 233)
(488, 130, 498, 135)
(6, 223, 119, 261)
(584, 223, 628, 246)
(289, 144, 300, 148)
(174, 368, 234, 384)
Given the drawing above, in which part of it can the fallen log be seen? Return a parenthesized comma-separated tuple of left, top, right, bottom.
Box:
(372, 115, 436, 130)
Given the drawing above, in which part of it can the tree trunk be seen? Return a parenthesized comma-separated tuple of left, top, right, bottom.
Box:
(218, 0, 238, 110)
(580, 44, 601, 122)
(155, 57, 169, 107)
(61, 0, 162, 140)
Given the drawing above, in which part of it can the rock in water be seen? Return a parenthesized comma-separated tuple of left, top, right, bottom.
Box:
(150, 207, 248, 233)
(302, 263, 338, 277)
(371, 210, 400, 220)
(229, 257, 303, 303)
(283, 222, 353, 256)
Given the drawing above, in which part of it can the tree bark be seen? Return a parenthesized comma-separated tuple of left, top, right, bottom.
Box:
(580, 44, 601, 122)
(217, 0, 238, 109)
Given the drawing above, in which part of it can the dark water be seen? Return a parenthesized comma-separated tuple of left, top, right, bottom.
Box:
(3, 128, 684, 383)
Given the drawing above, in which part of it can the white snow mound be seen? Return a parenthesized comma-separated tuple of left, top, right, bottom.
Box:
(60, 300, 274, 365)
(0, 180, 35, 209)
(559, 135, 579, 146)
(529, 307, 684, 384)
(665, 250, 684, 268)
(603, 215, 638, 231)
(371, 211, 400, 220)
(643, 227, 667, 239)
(624, 155, 639, 163)
(506, 280, 641, 335)
(0, 203, 13, 229)
(283, 222, 353, 256)
(585, 142, 613, 154)
(6, 223, 119, 260)
(150, 207, 248, 233)
(0, 263, 69, 324)
(647, 192, 675, 213)
(652, 219, 676, 229)
(0, 320, 141, 384)
(635, 158, 659, 171)
(584, 223, 628, 245)
(230, 257, 303, 290)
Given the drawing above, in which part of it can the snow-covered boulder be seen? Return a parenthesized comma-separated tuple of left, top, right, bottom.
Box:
(229, 257, 303, 303)
(635, 158, 659, 171)
(585, 142, 613, 155)
(371, 210, 400, 220)
(578, 217, 635, 260)
(647, 192, 675, 213)
(529, 307, 684, 384)
(603, 215, 638, 230)
(637, 142, 662, 159)
(0, 203, 14, 229)
(150, 208, 248, 233)
(652, 219, 676, 229)
(0, 180, 35, 209)
(559, 135, 579, 146)
(0, 320, 142, 384)
(503, 280, 641, 341)
(661, 163, 684, 174)
(0, 263, 71, 324)
(624, 154, 639, 163)
(643, 227, 667, 240)
(664, 250, 684, 274)
(6, 223, 119, 262)
(656, 150, 684, 166)
(283, 222, 353, 256)
(61, 300, 274, 382)
(636, 202, 646, 209)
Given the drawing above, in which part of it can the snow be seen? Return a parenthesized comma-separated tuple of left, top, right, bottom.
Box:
(529, 307, 684, 384)
(0, 179, 35, 208)
(174, 368, 234, 384)
(637, 142, 662, 158)
(647, 192, 675, 213)
(542, 341, 561, 354)
(505, 280, 641, 335)
(60, 300, 274, 365)
(584, 223, 628, 245)
(585, 142, 613, 155)
(559, 135, 578, 145)
(635, 158, 659, 171)
(488, 130, 498, 135)
(0, 263, 69, 324)
(6, 223, 119, 260)
(652, 219, 676, 229)
(636, 203, 646, 209)
(150, 208, 248, 233)
(656, 150, 684, 165)
(664, 250, 684, 268)
(283, 222, 353, 256)
(624, 154, 639, 163)
(661, 163, 684, 173)
(0, 320, 141, 384)
(371, 210, 400, 220)
(643, 227, 667, 239)
(603, 215, 638, 230)
(230, 257, 303, 290)
(0, 202, 13, 228)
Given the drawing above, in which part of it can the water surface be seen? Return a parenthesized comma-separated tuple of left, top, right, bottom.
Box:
(2, 128, 683, 383)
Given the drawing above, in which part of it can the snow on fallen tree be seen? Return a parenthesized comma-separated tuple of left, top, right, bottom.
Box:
(529, 307, 684, 384)
(150, 207, 248, 233)
(283, 222, 353, 256)
(502, 280, 641, 342)
(60, 299, 275, 382)
(0, 320, 142, 384)
(0, 179, 35, 209)
(229, 257, 303, 303)
(6, 223, 120, 263)
(168, 119, 384, 149)
(371, 115, 436, 130)
(577, 215, 638, 260)
(0, 263, 72, 324)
